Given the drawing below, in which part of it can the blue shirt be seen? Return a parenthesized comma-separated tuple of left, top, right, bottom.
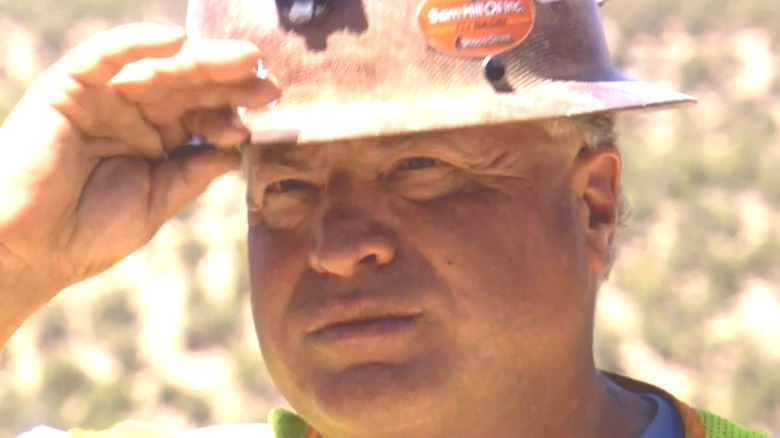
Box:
(640, 393, 685, 438)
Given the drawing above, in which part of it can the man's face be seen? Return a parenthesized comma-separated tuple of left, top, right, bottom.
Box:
(244, 123, 613, 437)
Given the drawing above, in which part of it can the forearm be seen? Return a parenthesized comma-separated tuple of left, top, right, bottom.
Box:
(0, 258, 57, 349)
(0, 289, 36, 349)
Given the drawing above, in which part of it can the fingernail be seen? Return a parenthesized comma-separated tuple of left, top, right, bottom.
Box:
(257, 67, 282, 96)
(257, 63, 268, 79)
(229, 112, 249, 131)
(266, 74, 283, 101)
(157, 25, 187, 39)
(215, 128, 251, 148)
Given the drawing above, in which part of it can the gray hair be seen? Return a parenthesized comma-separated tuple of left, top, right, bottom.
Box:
(542, 113, 619, 150)
(544, 114, 628, 279)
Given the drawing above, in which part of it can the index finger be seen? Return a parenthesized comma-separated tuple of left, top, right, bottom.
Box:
(56, 23, 187, 85)
(109, 39, 264, 98)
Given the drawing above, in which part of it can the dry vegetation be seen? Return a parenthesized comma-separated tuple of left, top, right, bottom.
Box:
(0, 0, 778, 436)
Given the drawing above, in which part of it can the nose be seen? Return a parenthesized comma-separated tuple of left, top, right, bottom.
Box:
(308, 206, 397, 278)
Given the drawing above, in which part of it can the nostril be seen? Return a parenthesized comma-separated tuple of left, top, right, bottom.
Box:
(359, 254, 378, 266)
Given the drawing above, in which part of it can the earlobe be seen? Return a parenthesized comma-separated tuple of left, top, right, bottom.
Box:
(571, 146, 621, 275)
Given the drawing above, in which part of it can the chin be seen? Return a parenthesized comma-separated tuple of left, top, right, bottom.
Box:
(300, 361, 444, 435)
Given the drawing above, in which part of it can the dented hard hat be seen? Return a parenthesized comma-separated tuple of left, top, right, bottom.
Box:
(187, 0, 695, 144)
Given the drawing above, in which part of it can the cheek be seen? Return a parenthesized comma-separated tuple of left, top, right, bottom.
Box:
(247, 225, 310, 350)
(394, 186, 584, 338)
(247, 223, 325, 412)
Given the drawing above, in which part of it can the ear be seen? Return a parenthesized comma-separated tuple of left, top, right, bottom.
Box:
(570, 146, 621, 275)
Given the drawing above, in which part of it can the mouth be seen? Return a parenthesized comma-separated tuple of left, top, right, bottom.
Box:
(296, 295, 428, 365)
(311, 314, 420, 342)
(303, 295, 423, 343)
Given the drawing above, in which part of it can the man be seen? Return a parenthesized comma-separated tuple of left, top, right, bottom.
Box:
(0, 0, 769, 437)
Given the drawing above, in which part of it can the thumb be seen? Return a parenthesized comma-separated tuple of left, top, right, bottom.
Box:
(148, 147, 241, 227)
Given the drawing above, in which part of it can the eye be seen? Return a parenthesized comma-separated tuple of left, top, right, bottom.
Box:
(396, 157, 440, 170)
(265, 179, 317, 195)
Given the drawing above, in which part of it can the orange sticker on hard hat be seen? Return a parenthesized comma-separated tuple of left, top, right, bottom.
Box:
(418, 0, 535, 58)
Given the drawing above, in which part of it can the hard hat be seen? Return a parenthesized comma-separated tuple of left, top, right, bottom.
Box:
(187, 0, 694, 145)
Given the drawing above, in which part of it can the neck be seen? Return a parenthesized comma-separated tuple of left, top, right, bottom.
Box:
(433, 339, 655, 438)
(451, 363, 655, 438)
(315, 367, 655, 438)
(537, 365, 655, 438)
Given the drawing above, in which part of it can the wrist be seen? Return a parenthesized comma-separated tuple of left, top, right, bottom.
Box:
(0, 252, 59, 348)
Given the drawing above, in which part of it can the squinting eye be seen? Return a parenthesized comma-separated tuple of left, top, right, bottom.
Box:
(398, 157, 439, 170)
(266, 179, 316, 194)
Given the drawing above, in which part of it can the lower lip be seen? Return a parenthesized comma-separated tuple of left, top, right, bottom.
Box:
(311, 316, 419, 343)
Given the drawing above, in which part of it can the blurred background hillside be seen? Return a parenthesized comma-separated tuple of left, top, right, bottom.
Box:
(0, 0, 778, 436)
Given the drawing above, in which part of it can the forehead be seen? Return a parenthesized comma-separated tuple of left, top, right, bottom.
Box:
(242, 122, 579, 168)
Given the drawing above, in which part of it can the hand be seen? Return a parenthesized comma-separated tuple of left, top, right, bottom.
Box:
(0, 23, 279, 340)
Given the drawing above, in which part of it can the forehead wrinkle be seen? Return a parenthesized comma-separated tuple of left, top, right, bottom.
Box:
(246, 124, 558, 176)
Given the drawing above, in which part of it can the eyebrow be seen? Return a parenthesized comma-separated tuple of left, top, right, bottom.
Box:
(246, 142, 322, 172)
